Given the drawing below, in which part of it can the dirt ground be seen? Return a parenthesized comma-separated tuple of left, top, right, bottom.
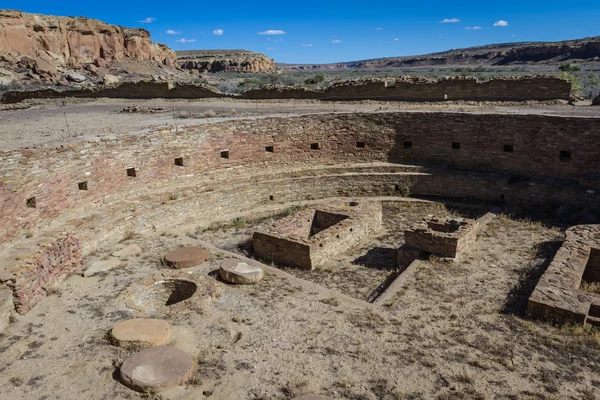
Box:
(1, 200, 599, 400)
(0, 97, 596, 151)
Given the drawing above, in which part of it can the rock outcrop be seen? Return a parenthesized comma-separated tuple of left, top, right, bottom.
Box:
(177, 50, 276, 73)
(0, 10, 176, 83)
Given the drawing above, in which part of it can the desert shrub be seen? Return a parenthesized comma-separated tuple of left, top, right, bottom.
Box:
(559, 63, 581, 72)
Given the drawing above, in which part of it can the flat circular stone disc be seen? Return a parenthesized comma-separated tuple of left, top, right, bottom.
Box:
(111, 319, 171, 348)
(294, 396, 335, 400)
(164, 246, 207, 269)
(120, 345, 194, 393)
(219, 259, 263, 284)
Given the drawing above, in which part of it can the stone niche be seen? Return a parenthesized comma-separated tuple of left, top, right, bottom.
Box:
(253, 200, 382, 270)
(404, 216, 478, 259)
(528, 225, 600, 326)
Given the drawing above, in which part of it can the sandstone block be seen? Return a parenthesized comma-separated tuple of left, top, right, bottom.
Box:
(219, 259, 264, 284)
(112, 244, 142, 258)
(120, 345, 194, 393)
(84, 258, 121, 277)
(164, 246, 207, 269)
(110, 319, 171, 348)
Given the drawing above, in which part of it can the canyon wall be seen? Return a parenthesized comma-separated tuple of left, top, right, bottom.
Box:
(0, 10, 176, 82)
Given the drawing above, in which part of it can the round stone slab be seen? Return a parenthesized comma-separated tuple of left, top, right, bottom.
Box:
(294, 396, 335, 400)
(164, 246, 207, 269)
(120, 345, 194, 393)
(219, 259, 264, 284)
(111, 319, 171, 348)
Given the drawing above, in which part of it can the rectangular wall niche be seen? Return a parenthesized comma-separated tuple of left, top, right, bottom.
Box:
(403, 141, 412, 149)
(356, 141, 366, 148)
(310, 143, 320, 150)
(560, 151, 572, 162)
(452, 142, 461, 150)
(174, 157, 184, 166)
(504, 145, 514, 153)
(265, 146, 274, 153)
(221, 150, 230, 159)
(78, 181, 88, 191)
(26, 197, 36, 209)
(126, 168, 137, 177)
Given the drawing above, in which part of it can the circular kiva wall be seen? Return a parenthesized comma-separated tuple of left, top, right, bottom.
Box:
(1, 111, 599, 245)
(1, 111, 599, 313)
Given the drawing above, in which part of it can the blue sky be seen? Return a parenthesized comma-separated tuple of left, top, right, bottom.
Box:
(4, 1, 599, 63)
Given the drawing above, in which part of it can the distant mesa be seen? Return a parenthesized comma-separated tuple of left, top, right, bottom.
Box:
(280, 36, 600, 70)
(176, 49, 277, 74)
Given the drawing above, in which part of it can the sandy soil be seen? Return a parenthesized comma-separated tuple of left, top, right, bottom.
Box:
(0, 98, 596, 151)
(1, 200, 599, 400)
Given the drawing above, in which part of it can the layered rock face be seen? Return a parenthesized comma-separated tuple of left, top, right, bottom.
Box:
(177, 50, 277, 73)
(0, 10, 176, 82)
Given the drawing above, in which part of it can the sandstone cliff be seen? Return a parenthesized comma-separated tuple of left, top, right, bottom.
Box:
(177, 50, 277, 73)
(0, 10, 176, 84)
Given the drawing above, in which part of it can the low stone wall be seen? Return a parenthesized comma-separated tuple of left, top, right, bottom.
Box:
(240, 76, 571, 102)
(1, 76, 571, 103)
(0, 234, 81, 314)
(0, 81, 226, 103)
(528, 225, 600, 325)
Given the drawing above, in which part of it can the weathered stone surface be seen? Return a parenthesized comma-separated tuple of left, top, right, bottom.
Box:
(294, 395, 335, 400)
(219, 259, 263, 284)
(102, 74, 120, 86)
(110, 319, 171, 348)
(120, 345, 193, 392)
(84, 258, 121, 277)
(112, 244, 142, 258)
(164, 246, 207, 269)
(0, 10, 176, 72)
(0, 286, 14, 334)
(66, 72, 86, 83)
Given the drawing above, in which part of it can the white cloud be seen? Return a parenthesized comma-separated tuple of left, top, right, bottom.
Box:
(166, 30, 181, 35)
(376, 27, 383, 30)
(441, 18, 460, 23)
(494, 20, 509, 27)
(175, 38, 196, 43)
(332, 40, 342, 44)
(301, 44, 313, 47)
(267, 47, 275, 50)
(464, 26, 482, 30)
(213, 29, 224, 36)
(258, 30, 286, 35)
(139, 17, 156, 24)
(393, 38, 399, 41)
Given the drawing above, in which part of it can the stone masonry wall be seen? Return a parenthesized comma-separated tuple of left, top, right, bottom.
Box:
(0, 112, 599, 246)
(0, 234, 81, 313)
